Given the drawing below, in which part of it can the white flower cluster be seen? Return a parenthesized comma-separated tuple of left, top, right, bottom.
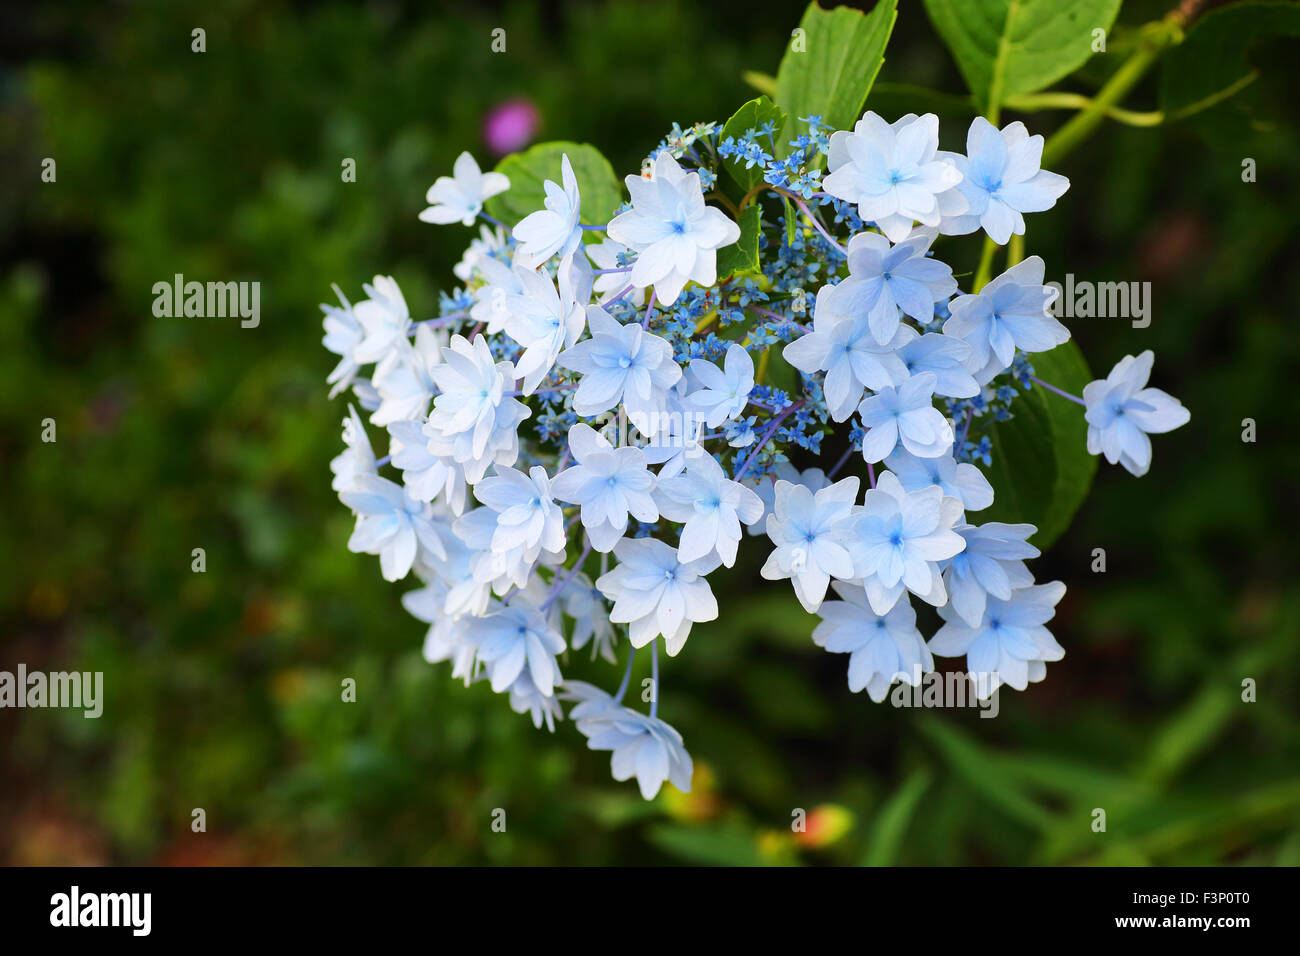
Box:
(320, 109, 1187, 800)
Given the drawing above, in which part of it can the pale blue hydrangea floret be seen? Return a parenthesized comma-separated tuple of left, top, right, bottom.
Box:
(351, 275, 412, 365)
(783, 283, 911, 421)
(884, 448, 994, 512)
(340, 473, 447, 582)
(463, 598, 565, 696)
(512, 153, 584, 263)
(930, 581, 1067, 698)
(331, 404, 376, 493)
(388, 418, 462, 507)
(321, 284, 363, 398)
(550, 423, 658, 553)
(813, 581, 932, 702)
(454, 223, 509, 283)
(501, 262, 586, 394)
(685, 342, 755, 428)
(587, 238, 644, 306)
(607, 152, 741, 305)
(944, 522, 1039, 627)
(897, 332, 979, 399)
(760, 476, 859, 612)
(845, 471, 964, 616)
(557, 305, 681, 418)
(824, 227, 958, 343)
(939, 118, 1070, 245)
(454, 504, 553, 596)
(1084, 350, 1190, 477)
(822, 112, 965, 242)
(557, 573, 617, 662)
(857, 371, 954, 462)
(404, 580, 476, 684)
(425, 334, 530, 485)
(419, 151, 510, 226)
(474, 464, 566, 556)
(596, 536, 718, 656)
(654, 449, 764, 567)
(470, 255, 523, 332)
(943, 256, 1070, 385)
(371, 324, 443, 426)
(744, 462, 829, 537)
(505, 671, 566, 732)
(563, 682, 693, 800)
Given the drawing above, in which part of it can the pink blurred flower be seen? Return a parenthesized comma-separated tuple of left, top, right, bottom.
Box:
(483, 98, 540, 156)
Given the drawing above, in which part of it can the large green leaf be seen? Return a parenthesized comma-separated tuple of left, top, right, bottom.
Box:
(774, 0, 898, 153)
(979, 339, 1096, 549)
(715, 202, 762, 279)
(1160, 1, 1300, 120)
(719, 95, 787, 192)
(484, 141, 623, 227)
(922, 0, 1121, 115)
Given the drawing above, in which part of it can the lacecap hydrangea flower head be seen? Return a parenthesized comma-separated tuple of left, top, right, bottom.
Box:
(319, 40, 1187, 802)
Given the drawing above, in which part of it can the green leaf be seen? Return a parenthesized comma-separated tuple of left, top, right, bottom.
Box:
(979, 339, 1096, 550)
(646, 823, 767, 866)
(484, 141, 623, 227)
(1160, 1, 1300, 120)
(742, 70, 778, 98)
(1140, 680, 1238, 787)
(861, 767, 932, 866)
(868, 82, 977, 123)
(916, 716, 1057, 833)
(715, 202, 762, 279)
(720, 96, 787, 192)
(1004, 753, 1151, 805)
(921, 0, 1121, 115)
(774, 0, 898, 153)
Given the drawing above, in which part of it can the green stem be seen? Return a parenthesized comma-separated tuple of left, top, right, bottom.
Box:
(969, 14, 1190, 292)
(1041, 18, 1183, 168)
(1003, 91, 1165, 127)
(1007, 232, 1025, 269)
(973, 236, 1000, 292)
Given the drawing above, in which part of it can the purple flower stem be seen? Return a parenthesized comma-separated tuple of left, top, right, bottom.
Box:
(606, 284, 636, 306)
(781, 191, 847, 256)
(956, 407, 974, 447)
(507, 383, 576, 397)
(650, 640, 660, 718)
(541, 538, 592, 612)
(734, 397, 807, 481)
(614, 647, 637, 704)
(1031, 376, 1086, 406)
(747, 305, 788, 323)
(411, 314, 467, 332)
(826, 445, 854, 480)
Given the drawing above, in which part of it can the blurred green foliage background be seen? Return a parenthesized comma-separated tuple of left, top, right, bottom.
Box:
(1, 0, 1296, 865)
